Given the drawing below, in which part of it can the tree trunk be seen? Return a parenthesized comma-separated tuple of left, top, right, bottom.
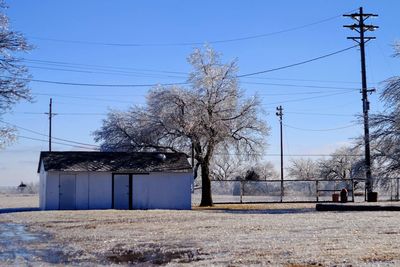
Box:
(200, 162, 213, 206)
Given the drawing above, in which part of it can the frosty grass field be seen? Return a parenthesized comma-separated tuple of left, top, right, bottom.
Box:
(1, 194, 400, 266)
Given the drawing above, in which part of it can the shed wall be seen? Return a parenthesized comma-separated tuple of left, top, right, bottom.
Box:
(75, 173, 89, 209)
(40, 169, 191, 210)
(88, 172, 112, 209)
(45, 172, 60, 210)
(132, 172, 192, 210)
(39, 162, 46, 210)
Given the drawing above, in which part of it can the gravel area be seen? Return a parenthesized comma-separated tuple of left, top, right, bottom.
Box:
(0, 204, 400, 266)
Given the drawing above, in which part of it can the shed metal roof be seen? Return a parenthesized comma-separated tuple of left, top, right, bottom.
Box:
(38, 151, 192, 173)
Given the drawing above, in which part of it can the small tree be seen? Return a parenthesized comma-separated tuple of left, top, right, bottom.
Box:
(210, 153, 244, 181)
(287, 158, 319, 180)
(318, 146, 363, 180)
(94, 47, 269, 206)
(0, 1, 32, 147)
(243, 161, 278, 181)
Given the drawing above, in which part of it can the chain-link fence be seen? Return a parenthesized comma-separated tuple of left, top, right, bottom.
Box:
(192, 178, 400, 205)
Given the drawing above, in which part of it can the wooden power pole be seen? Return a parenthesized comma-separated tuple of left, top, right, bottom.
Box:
(276, 105, 284, 202)
(344, 7, 378, 201)
(44, 98, 55, 151)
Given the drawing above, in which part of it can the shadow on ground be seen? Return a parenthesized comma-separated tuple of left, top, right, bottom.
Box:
(0, 207, 40, 214)
(203, 208, 315, 215)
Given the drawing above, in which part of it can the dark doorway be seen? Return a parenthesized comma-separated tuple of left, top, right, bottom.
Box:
(59, 174, 76, 210)
(112, 174, 132, 209)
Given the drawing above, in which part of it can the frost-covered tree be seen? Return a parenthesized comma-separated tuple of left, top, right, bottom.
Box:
(287, 158, 319, 180)
(243, 161, 278, 181)
(0, 1, 31, 148)
(210, 153, 277, 181)
(369, 42, 400, 179)
(318, 146, 363, 180)
(210, 153, 244, 181)
(94, 47, 269, 206)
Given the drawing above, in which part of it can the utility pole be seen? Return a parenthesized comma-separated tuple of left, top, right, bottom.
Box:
(276, 105, 284, 202)
(44, 98, 56, 151)
(344, 7, 378, 201)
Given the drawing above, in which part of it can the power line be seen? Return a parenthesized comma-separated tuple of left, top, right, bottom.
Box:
(22, 58, 188, 76)
(262, 91, 354, 106)
(30, 87, 352, 101)
(24, 58, 367, 85)
(7, 46, 356, 88)
(0, 119, 99, 148)
(15, 110, 356, 118)
(284, 123, 359, 132)
(29, 12, 348, 47)
(18, 135, 98, 150)
(0, 75, 188, 88)
(242, 76, 371, 85)
(32, 93, 139, 104)
(24, 64, 363, 90)
(241, 81, 358, 90)
(238, 45, 357, 77)
(25, 88, 357, 111)
(17, 112, 108, 116)
(25, 64, 187, 80)
(214, 152, 364, 157)
(283, 111, 355, 117)
(30, 91, 353, 107)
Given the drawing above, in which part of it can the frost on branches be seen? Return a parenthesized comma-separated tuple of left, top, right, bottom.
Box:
(369, 43, 400, 181)
(94, 47, 269, 206)
(0, 1, 32, 148)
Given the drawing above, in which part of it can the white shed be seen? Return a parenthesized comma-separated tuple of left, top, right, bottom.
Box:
(38, 151, 193, 210)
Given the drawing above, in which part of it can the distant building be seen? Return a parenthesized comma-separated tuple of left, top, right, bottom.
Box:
(18, 181, 27, 192)
(38, 151, 192, 210)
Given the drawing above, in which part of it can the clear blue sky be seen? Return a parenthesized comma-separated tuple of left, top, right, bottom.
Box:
(0, 0, 399, 186)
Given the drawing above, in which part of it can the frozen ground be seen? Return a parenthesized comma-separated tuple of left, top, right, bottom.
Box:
(0, 193, 38, 209)
(0, 198, 400, 266)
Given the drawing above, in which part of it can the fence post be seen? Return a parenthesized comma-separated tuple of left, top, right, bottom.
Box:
(364, 184, 367, 202)
(351, 179, 355, 202)
(397, 178, 399, 201)
(391, 178, 393, 201)
(240, 180, 243, 204)
(316, 180, 319, 202)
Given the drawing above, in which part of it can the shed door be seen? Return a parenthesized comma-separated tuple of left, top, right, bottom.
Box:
(59, 174, 76, 210)
(113, 174, 131, 209)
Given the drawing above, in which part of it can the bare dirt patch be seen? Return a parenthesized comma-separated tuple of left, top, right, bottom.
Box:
(1, 200, 400, 266)
(106, 243, 204, 265)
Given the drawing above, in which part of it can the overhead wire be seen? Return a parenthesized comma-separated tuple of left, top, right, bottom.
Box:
(23, 58, 366, 85)
(18, 135, 98, 150)
(262, 91, 355, 106)
(283, 111, 356, 117)
(28, 11, 349, 47)
(238, 45, 357, 78)
(25, 64, 187, 80)
(7, 45, 358, 87)
(22, 58, 188, 76)
(0, 119, 99, 148)
(0, 75, 188, 88)
(30, 90, 355, 106)
(283, 123, 359, 132)
(33, 92, 142, 104)
(14, 111, 108, 116)
(214, 152, 364, 157)
(241, 81, 358, 90)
